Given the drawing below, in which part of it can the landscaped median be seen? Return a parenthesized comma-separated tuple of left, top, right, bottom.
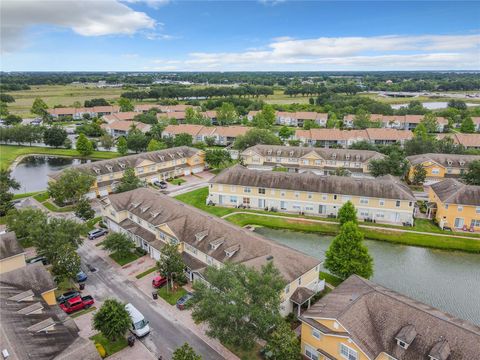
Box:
(175, 187, 480, 254)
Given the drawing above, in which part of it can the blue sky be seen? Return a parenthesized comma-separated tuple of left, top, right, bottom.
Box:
(1, 0, 479, 71)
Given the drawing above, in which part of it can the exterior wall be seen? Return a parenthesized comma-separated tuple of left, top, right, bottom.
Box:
(301, 322, 369, 360)
(407, 161, 466, 183)
(209, 183, 415, 225)
(428, 188, 480, 231)
(41, 289, 57, 306)
(0, 254, 26, 274)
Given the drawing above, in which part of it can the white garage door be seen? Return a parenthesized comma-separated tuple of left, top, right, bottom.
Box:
(184, 169, 191, 176)
(99, 189, 109, 197)
(192, 167, 203, 174)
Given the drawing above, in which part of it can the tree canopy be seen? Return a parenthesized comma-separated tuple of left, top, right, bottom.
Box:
(337, 201, 358, 226)
(43, 126, 67, 148)
(93, 299, 131, 341)
(0, 169, 20, 216)
(48, 169, 95, 205)
(156, 242, 186, 291)
(462, 160, 480, 185)
(172, 343, 202, 360)
(115, 167, 143, 193)
(102, 232, 135, 257)
(233, 128, 281, 150)
(76, 133, 94, 156)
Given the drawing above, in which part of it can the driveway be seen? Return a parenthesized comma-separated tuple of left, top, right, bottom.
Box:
(77, 242, 225, 360)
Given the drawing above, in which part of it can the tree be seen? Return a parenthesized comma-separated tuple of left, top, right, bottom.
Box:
(51, 243, 81, 281)
(3, 114, 22, 125)
(47, 169, 95, 205)
(233, 129, 282, 150)
(448, 99, 467, 110)
(0, 169, 20, 216)
(43, 126, 67, 148)
(326, 113, 338, 128)
(369, 150, 409, 177)
(31, 97, 48, 116)
(0, 102, 9, 117)
(204, 136, 216, 147)
(117, 136, 128, 155)
(216, 102, 238, 126)
(99, 133, 115, 150)
(172, 343, 202, 360)
(251, 104, 276, 129)
(93, 299, 131, 341)
(278, 126, 294, 141)
(102, 232, 135, 257)
(76, 133, 94, 156)
(420, 113, 438, 133)
(115, 167, 142, 193)
(191, 262, 285, 349)
(147, 139, 167, 152)
(85, 98, 110, 107)
(74, 197, 95, 221)
(337, 201, 358, 226)
(0, 93, 15, 103)
(174, 133, 193, 147)
(264, 321, 301, 360)
(205, 149, 231, 168)
(333, 167, 350, 177)
(460, 116, 475, 133)
(324, 221, 373, 280)
(462, 160, 480, 185)
(148, 122, 166, 141)
(133, 111, 158, 125)
(412, 164, 427, 185)
(353, 109, 372, 129)
(126, 128, 148, 153)
(118, 97, 134, 112)
(156, 243, 186, 291)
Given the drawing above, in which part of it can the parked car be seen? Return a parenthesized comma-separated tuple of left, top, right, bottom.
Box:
(152, 276, 167, 288)
(125, 303, 150, 337)
(87, 228, 108, 240)
(56, 290, 80, 304)
(153, 180, 168, 189)
(59, 295, 94, 314)
(76, 271, 88, 282)
(176, 292, 194, 310)
(27, 256, 49, 265)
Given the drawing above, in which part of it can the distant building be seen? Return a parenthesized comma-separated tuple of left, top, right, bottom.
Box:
(300, 275, 480, 360)
(343, 114, 448, 132)
(162, 125, 250, 145)
(48, 106, 119, 119)
(247, 110, 328, 127)
(101, 120, 151, 137)
(437, 133, 480, 149)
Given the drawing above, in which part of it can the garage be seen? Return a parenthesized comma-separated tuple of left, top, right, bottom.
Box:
(98, 189, 109, 197)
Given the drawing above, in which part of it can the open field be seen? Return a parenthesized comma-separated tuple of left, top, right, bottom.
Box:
(264, 90, 311, 105)
(357, 92, 480, 105)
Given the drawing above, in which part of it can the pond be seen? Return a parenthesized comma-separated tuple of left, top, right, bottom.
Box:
(12, 155, 94, 194)
(391, 101, 479, 110)
(255, 227, 480, 326)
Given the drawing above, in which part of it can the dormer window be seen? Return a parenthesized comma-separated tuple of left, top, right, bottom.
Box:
(225, 244, 240, 258)
(332, 153, 337, 159)
(159, 156, 165, 161)
(169, 153, 175, 159)
(150, 211, 160, 218)
(267, 149, 272, 155)
(289, 151, 294, 156)
(429, 340, 450, 360)
(131, 202, 140, 209)
(106, 165, 113, 171)
(345, 154, 350, 160)
(195, 230, 208, 242)
(210, 237, 225, 250)
(447, 160, 452, 166)
(395, 324, 417, 350)
(277, 150, 281, 156)
(93, 168, 100, 174)
(119, 163, 126, 169)
(356, 155, 360, 161)
(459, 161, 465, 166)
(140, 206, 150, 213)
(178, 152, 184, 157)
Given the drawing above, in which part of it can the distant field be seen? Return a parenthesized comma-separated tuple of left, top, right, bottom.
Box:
(358, 92, 480, 105)
(264, 89, 311, 104)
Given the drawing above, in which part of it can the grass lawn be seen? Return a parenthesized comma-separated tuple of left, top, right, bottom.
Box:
(222, 342, 263, 360)
(71, 306, 97, 318)
(109, 251, 140, 266)
(272, 167, 288, 172)
(32, 192, 50, 202)
(54, 278, 77, 297)
(90, 333, 128, 357)
(1, 145, 119, 169)
(319, 272, 343, 287)
(86, 216, 103, 230)
(13, 191, 43, 199)
(158, 286, 187, 305)
(174, 187, 235, 217)
(168, 178, 186, 185)
(42, 200, 75, 213)
(135, 267, 157, 279)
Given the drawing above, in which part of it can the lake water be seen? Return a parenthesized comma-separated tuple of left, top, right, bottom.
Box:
(391, 101, 479, 110)
(255, 227, 480, 325)
(12, 155, 94, 194)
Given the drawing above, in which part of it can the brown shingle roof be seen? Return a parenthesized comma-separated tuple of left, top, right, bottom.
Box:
(437, 133, 480, 148)
(211, 165, 416, 201)
(106, 188, 320, 283)
(295, 129, 413, 142)
(0, 232, 25, 261)
(302, 275, 480, 360)
(430, 179, 480, 206)
(101, 120, 151, 132)
(406, 153, 480, 167)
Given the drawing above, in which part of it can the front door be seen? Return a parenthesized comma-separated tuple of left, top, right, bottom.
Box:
(258, 199, 265, 208)
(219, 195, 224, 205)
(454, 218, 464, 228)
(319, 205, 326, 214)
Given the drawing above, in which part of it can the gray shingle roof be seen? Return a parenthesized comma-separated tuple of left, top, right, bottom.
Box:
(0, 232, 25, 261)
(406, 153, 480, 167)
(430, 179, 480, 206)
(302, 275, 480, 360)
(211, 165, 416, 201)
(106, 188, 320, 283)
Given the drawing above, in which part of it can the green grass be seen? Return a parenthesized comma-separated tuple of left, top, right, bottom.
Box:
(222, 342, 263, 360)
(174, 187, 235, 217)
(109, 251, 140, 266)
(158, 286, 187, 305)
(13, 191, 43, 199)
(71, 306, 97, 318)
(54, 278, 77, 297)
(168, 178, 186, 185)
(0, 144, 119, 169)
(320, 272, 343, 287)
(272, 167, 288, 172)
(86, 216, 102, 230)
(42, 200, 75, 213)
(33, 192, 50, 202)
(90, 333, 128, 357)
(135, 267, 158, 279)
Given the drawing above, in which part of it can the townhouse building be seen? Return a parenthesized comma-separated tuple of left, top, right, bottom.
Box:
(48, 106, 119, 119)
(158, 110, 218, 124)
(300, 275, 480, 360)
(247, 110, 329, 127)
(295, 128, 413, 148)
(437, 133, 480, 149)
(428, 179, 480, 231)
(343, 114, 448, 132)
(49, 146, 205, 198)
(162, 124, 250, 145)
(101, 119, 151, 137)
(101, 188, 323, 316)
(208, 165, 416, 225)
(406, 153, 480, 184)
(241, 144, 384, 177)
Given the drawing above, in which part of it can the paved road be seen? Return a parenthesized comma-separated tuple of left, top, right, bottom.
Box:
(77, 244, 224, 360)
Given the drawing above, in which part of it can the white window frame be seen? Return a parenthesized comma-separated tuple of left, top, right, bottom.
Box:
(311, 328, 321, 339)
(304, 345, 319, 360)
(340, 343, 358, 360)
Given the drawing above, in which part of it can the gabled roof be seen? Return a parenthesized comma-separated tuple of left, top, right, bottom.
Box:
(106, 188, 320, 283)
(437, 133, 480, 148)
(0, 232, 25, 261)
(406, 153, 480, 167)
(430, 179, 480, 206)
(295, 129, 413, 142)
(211, 165, 415, 201)
(302, 275, 480, 360)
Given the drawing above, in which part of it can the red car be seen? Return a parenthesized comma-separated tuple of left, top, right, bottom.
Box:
(152, 275, 167, 288)
(59, 295, 94, 314)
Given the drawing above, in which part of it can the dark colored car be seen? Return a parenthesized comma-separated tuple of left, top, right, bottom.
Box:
(87, 228, 108, 240)
(152, 275, 167, 288)
(27, 256, 49, 265)
(153, 180, 168, 189)
(56, 290, 81, 304)
(76, 271, 88, 282)
(176, 292, 194, 310)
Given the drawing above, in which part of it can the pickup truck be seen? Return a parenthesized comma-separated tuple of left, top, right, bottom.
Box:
(59, 295, 94, 314)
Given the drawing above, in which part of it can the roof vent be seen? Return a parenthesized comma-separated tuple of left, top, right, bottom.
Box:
(225, 244, 240, 258)
(266, 255, 274, 261)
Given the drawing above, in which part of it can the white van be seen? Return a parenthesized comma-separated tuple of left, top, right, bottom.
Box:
(125, 303, 150, 337)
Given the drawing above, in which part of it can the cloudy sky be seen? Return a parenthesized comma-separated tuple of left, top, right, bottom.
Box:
(1, 0, 479, 71)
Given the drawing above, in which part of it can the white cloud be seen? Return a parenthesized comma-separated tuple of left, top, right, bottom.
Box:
(123, 0, 170, 9)
(1, 0, 156, 53)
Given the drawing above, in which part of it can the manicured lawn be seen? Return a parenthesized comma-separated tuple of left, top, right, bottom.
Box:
(272, 167, 288, 172)
(71, 306, 96, 318)
(0, 144, 119, 169)
(109, 251, 140, 266)
(86, 216, 103, 230)
(222, 342, 263, 360)
(33, 192, 50, 202)
(174, 187, 235, 217)
(13, 191, 43, 199)
(135, 267, 158, 279)
(158, 286, 187, 305)
(42, 200, 75, 213)
(319, 272, 343, 287)
(168, 178, 186, 185)
(90, 333, 128, 357)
